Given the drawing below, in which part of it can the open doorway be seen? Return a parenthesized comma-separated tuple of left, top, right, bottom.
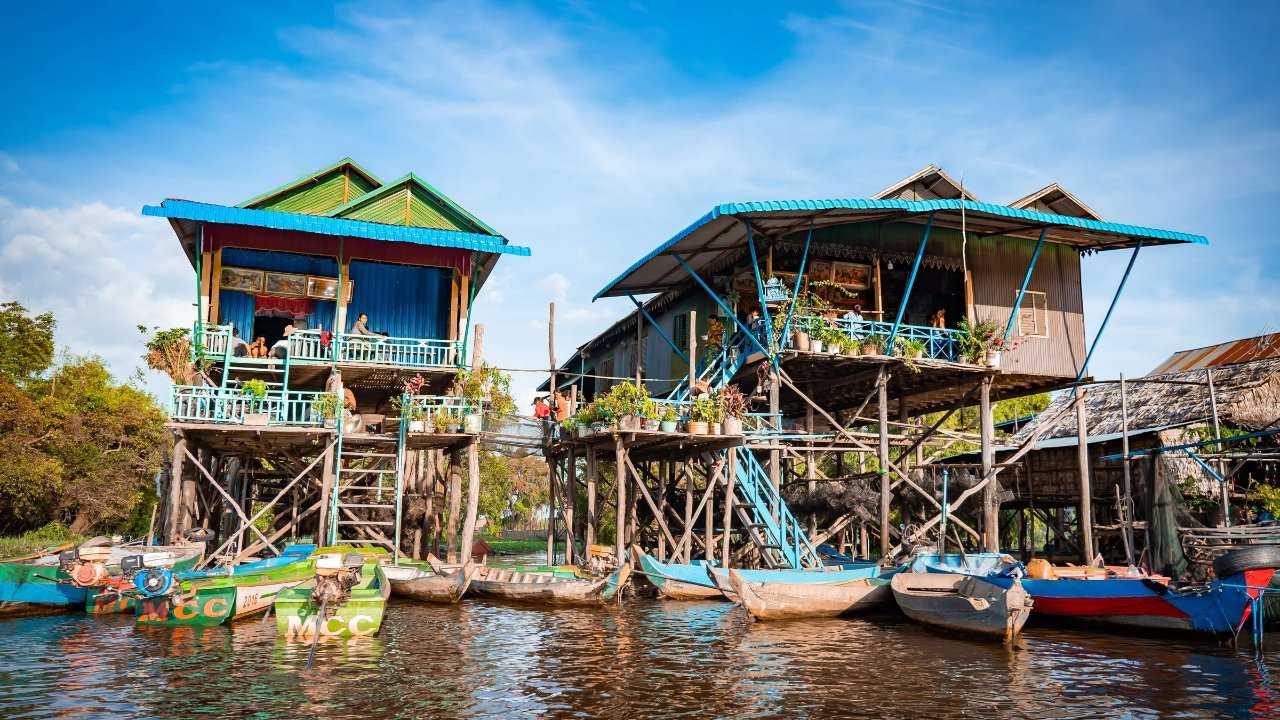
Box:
(253, 315, 292, 349)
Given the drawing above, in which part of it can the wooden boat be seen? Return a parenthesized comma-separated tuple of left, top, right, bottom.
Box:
(981, 547, 1280, 637)
(636, 549, 885, 601)
(0, 540, 203, 619)
(432, 556, 632, 606)
(135, 544, 371, 626)
(383, 558, 475, 604)
(275, 550, 391, 639)
(891, 572, 1033, 640)
(727, 568, 892, 621)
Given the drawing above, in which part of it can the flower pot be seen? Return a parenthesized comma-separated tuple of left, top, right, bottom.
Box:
(827, 344, 840, 355)
(618, 414, 641, 432)
(711, 422, 723, 435)
(642, 419, 660, 431)
(687, 420, 709, 435)
(409, 420, 427, 432)
(592, 422, 610, 434)
(660, 420, 678, 433)
(722, 417, 743, 435)
(912, 350, 925, 360)
(985, 350, 1002, 369)
(323, 417, 337, 429)
(463, 413, 483, 434)
(793, 331, 810, 352)
(810, 340, 824, 353)
(862, 345, 880, 357)
(447, 422, 462, 434)
(243, 412, 270, 426)
(844, 346, 858, 357)
(576, 425, 588, 438)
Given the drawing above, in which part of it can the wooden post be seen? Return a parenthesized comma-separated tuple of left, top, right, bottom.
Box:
(980, 375, 998, 552)
(445, 451, 462, 563)
(635, 306, 643, 385)
(704, 459, 715, 562)
(460, 439, 481, 564)
(722, 448, 737, 565)
(422, 450, 437, 557)
(168, 435, 188, 543)
(546, 456, 558, 565)
(564, 446, 576, 565)
(318, 442, 336, 546)
(1207, 368, 1229, 527)
(1076, 389, 1094, 562)
(683, 460, 694, 563)
(768, 366, 781, 521)
(1119, 373, 1136, 562)
(688, 310, 697, 390)
(614, 435, 627, 564)
(547, 304, 557, 561)
(657, 461, 669, 561)
(877, 369, 890, 557)
(586, 447, 598, 551)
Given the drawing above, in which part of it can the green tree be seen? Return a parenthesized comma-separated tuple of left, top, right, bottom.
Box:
(0, 301, 55, 388)
(0, 379, 63, 533)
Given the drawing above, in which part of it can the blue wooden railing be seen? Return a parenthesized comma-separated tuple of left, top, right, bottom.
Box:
(196, 323, 233, 360)
(170, 385, 330, 426)
(794, 316, 965, 362)
(287, 330, 461, 369)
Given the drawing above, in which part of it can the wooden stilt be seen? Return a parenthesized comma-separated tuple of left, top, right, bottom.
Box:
(586, 447, 598, 551)
(1076, 389, 1095, 562)
(704, 459, 715, 562)
(722, 448, 737, 565)
(546, 453, 558, 565)
(445, 451, 462, 563)
(167, 435, 187, 542)
(564, 446, 576, 564)
(980, 375, 998, 552)
(877, 368, 890, 557)
(682, 460, 694, 562)
(460, 439, 481, 564)
(657, 460, 668, 561)
(615, 435, 627, 564)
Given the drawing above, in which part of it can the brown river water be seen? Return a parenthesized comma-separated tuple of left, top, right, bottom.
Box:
(3, 578, 1280, 718)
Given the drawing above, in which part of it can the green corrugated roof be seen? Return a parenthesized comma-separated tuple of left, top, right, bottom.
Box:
(327, 173, 500, 236)
(236, 158, 383, 213)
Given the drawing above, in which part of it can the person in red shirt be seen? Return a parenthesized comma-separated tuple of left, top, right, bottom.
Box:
(533, 397, 551, 419)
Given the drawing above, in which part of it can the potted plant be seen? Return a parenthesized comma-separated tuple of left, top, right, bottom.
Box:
(822, 326, 844, 354)
(703, 317, 725, 358)
(640, 398, 661, 431)
(861, 336, 884, 356)
(408, 404, 430, 432)
(599, 381, 649, 432)
(311, 391, 340, 428)
(434, 409, 461, 434)
(957, 317, 1000, 366)
(688, 395, 719, 435)
(453, 363, 515, 435)
(718, 385, 748, 435)
(896, 337, 927, 360)
(659, 405, 680, 433)
(241, 379, 270, 425)
(561, 415, 579, 437)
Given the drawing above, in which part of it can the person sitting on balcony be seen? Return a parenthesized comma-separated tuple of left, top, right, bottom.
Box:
(325, 369, 357, 412)
(248, 337, 268, 358)
(350, 313, 384, 336)
(230, 327, 249, 357)
(929, 308, 947, 329)
(270, 325, 294, 360)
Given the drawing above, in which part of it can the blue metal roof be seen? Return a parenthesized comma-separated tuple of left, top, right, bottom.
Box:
(142, 199, 530, 256)
(594, 197, 1207, 299)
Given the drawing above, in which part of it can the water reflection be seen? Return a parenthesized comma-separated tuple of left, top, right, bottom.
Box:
(1, 594, 1279, 719)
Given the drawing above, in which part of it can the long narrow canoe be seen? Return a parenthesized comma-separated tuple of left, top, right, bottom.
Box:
(891, 572, 1033, 640)
(728, 568, 892, 621)
(432, 556, 631, 606)
(1, 542, 203, 619)
(636, 549, 884, 601)
(275, 553, 391, 640)
(384, 560, 475, 604)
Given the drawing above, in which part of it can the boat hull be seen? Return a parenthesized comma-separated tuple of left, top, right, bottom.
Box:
(388, 562, 475, 604)
(987, 568, 1276, 636)
(892, 573, 1032, 640)
(729, 570, 891, 621)
(275, 566, 390, 640)
(469, 564, 632, 606)
(0, 564, 83, 618)
(636, 550, 881, 601)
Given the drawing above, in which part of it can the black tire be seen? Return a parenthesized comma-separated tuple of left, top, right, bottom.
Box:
(1213, 545, 1280, 578)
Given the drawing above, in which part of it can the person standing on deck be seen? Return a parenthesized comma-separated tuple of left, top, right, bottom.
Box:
(230, 326, 249, 357)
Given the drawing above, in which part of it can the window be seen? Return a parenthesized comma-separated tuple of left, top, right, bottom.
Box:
(673, 313, 690, 353)
(1015, 290, 1049, 338)
(596, 357, 614, 395)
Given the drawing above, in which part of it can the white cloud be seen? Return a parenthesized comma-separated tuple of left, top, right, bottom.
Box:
(0, 200, 190, 394)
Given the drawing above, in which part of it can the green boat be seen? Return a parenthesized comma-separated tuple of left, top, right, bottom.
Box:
(274, 549, 390, 640)
(132, 544, 353, 627)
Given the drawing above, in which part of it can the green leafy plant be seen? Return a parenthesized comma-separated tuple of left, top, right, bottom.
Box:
(453, 363, 515, 419)
(596, 382, 650, 422)
(690, 395, 723, 423)
(704, 317, 725, 356)
(640, 398, 660, 421)
(957, 317, 999, 364)
(861, 336, 885, 355)
(311, 392, 340, 419)
(434, 408, 458, 433)
(561, 415, 580, 432)
(660, 405, 680, 423)
(896, 337, 926, 358)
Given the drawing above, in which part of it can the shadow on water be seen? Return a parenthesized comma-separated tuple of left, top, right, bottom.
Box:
(2, 595, 1279, 719)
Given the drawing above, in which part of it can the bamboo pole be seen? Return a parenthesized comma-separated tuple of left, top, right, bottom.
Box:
(980, 376, 997, 552)
(615, 435, 627, 564)
(722, 448, 737, 566)
(547, 304, 557, 563)
(682, 460, 694, 562)
(460, 325, 485, 565)
(565, 445, 576, 564)
(1076, 389, 1094, 562)
(586, 447, 598, 550)
(877, 368, 890, 556)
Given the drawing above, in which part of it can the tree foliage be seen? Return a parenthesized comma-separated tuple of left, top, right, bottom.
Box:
(477, 451, 548, 534)
(0, 301, 56, 387)
(0, 303, 167, 535)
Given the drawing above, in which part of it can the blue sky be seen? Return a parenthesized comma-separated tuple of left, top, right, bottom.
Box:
(1, 1, 1277, 403)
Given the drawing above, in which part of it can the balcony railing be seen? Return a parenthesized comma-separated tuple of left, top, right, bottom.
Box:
(286, 330, 461, 369)
(170, 385, 329, 426)
(195, 323, 233, 360)
(793, 316, 966, 362)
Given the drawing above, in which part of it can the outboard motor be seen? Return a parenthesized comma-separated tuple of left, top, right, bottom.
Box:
(60, 546, 114, 588)
(312, 552, 364, 608)
(134, 567, 176, 597)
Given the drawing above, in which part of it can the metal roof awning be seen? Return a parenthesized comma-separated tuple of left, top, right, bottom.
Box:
(594, 198, 1207, 299)
(143, 199, 531, 257)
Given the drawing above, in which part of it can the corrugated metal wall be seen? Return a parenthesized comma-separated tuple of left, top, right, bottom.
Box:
(218, 290, 336, 335)
(222, 247, 340, 275)
(970, 237, 1085, 377)
(347, 260, 450, 338)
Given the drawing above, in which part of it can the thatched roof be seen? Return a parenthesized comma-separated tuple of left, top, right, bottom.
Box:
(1009, 357, 1280, 445)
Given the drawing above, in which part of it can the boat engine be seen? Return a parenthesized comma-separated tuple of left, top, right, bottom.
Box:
(312, 552, 364, 608)
(60, 546, 114, 588)
(134, 567, 176, 597)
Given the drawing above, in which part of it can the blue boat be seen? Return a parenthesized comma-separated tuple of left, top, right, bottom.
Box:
(635, 549, 884, 601)
(909, 551, 1025, 578)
